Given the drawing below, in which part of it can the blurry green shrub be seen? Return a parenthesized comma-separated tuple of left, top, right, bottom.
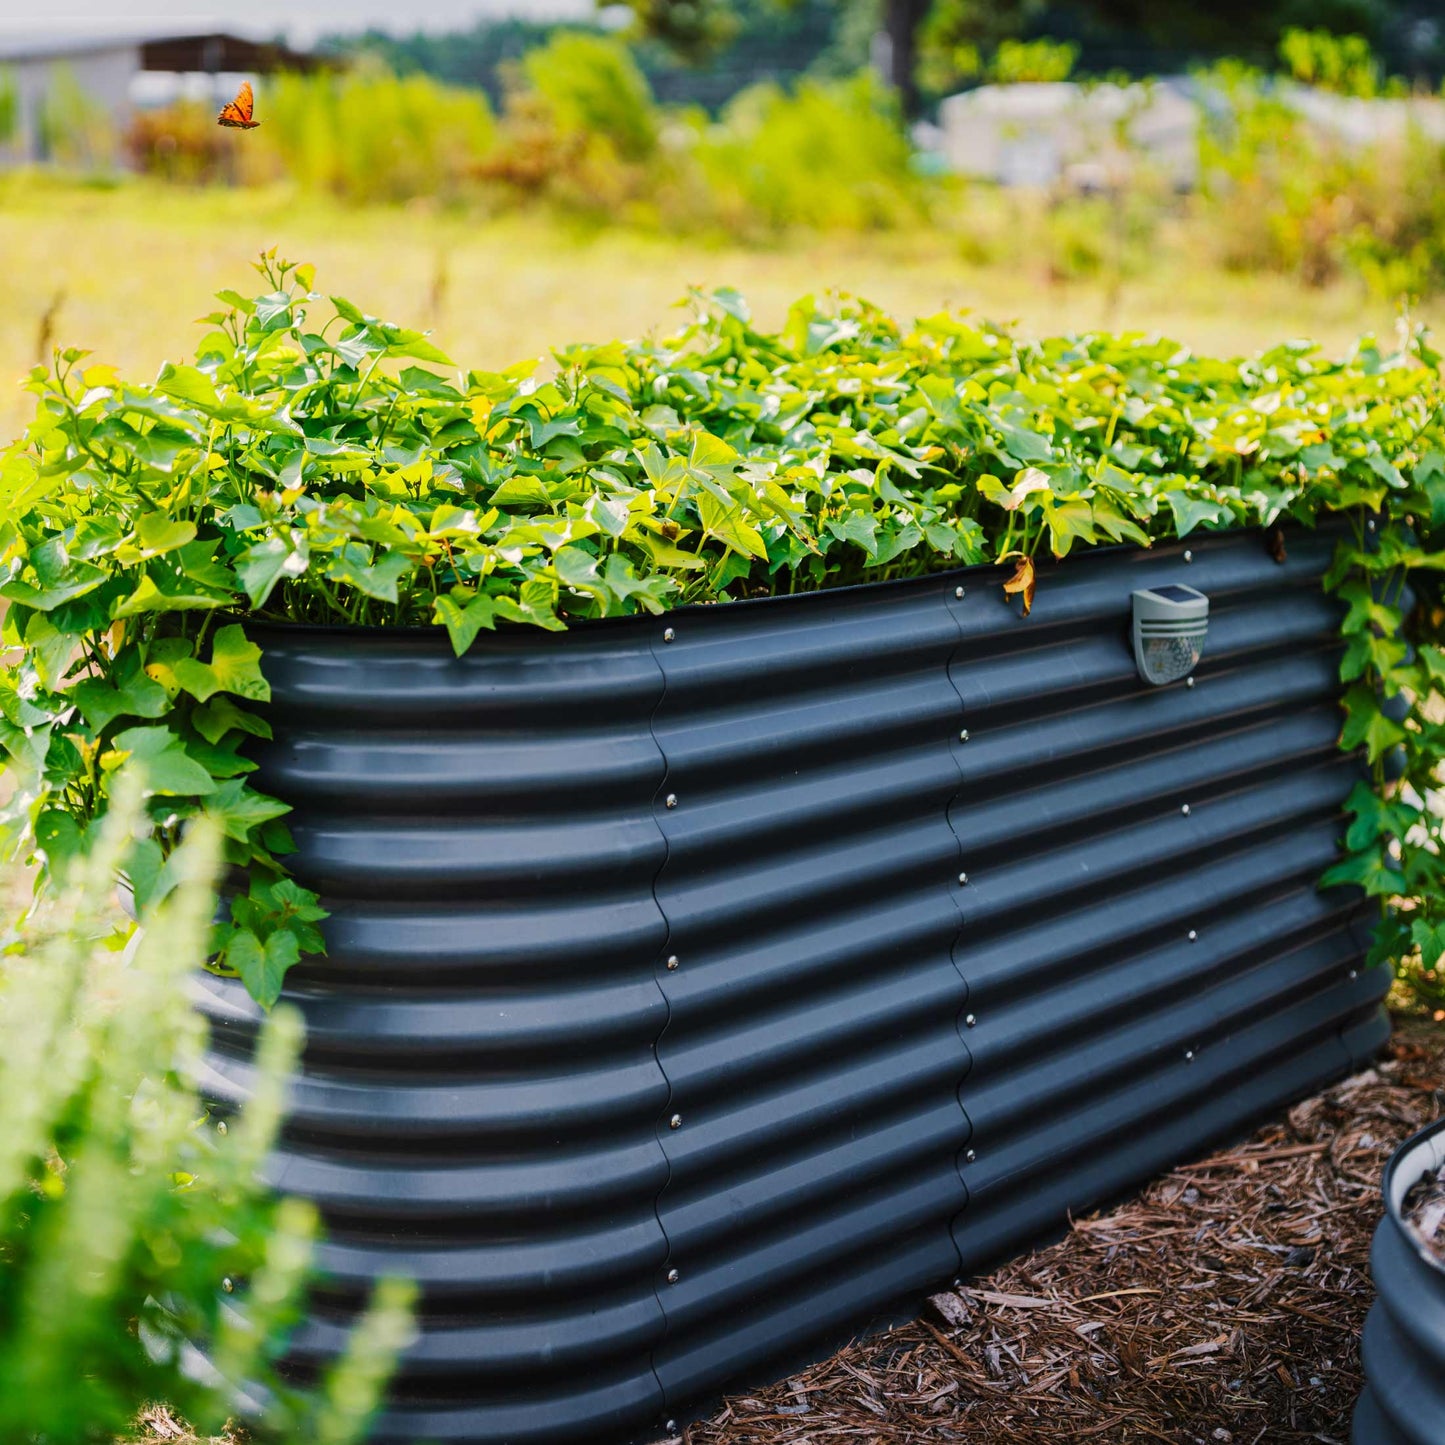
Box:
(694, 72, 924, 234)
(0, 69, 17, 150)
(1196, 57, 1445, 298)
(254, 65, 495, 203)
(520, 32, 659, 163)
(37, 65, 115, 171)
(1278, 27, 1387, 99)
(0, 779, 414, 1442)
(127, 102, 233, 186)
(989, 37, 1079, 85)
(479, 33, 668, 218)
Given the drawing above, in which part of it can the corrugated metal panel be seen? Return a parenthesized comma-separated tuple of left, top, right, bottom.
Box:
(941, 529, 1387, 1278)
(196, 525, 1387, 1444)
(1354, 1119, 1445, 1445)
(644, 578, 972, 1401)
(196, 620, 677, 1445)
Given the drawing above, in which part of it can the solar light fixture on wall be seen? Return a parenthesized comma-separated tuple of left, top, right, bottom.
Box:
(1132, 583, 1209, 685)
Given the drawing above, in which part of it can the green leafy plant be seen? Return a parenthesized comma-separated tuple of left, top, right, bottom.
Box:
(0, 778, 414, 1441)
(4, 254, 1445, 1011)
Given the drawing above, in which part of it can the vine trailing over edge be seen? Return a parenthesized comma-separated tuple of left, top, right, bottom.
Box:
(2, 252, 1443, 1010)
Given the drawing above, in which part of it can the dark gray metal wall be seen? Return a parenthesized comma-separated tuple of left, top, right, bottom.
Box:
(1354, 1119, 1445, 1444)
(196, 525, 1388, 1445)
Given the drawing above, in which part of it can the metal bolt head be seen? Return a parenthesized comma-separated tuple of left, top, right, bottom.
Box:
(965, 1013, 977, 1028)
(216, 1120, 227, 1136)
(959, 728, 970, 742)
(1349, 969, 1359, 980)
(1367, 519, 1377, 532)
(1184, 1049, 1195, 1062)
(1186, 676, 1196, 689)
(663, 627, 676, 643)
(666, 954, 680, 971)
(1188, 929, 1198, 942)
(958, 871, 969, 885)
(664, 793, 677, 809)
(666, 1268, 680, 1284)
(669, 1114, 682, 1129)
(954, 585, 965, 599)
(1183, 549, 1193, 562)
(965, 1148, 977, 1163)
(221, 1277, 235, 1294)
(665, 1423, 678, 1436)
(1180, 803, 1191, 816)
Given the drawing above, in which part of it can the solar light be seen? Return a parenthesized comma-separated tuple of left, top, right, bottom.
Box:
(1132, 583, 1208, 686)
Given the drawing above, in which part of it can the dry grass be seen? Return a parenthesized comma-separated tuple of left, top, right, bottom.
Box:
(676, 1019, 1444, 1445)
(2, 175, 1439, 445)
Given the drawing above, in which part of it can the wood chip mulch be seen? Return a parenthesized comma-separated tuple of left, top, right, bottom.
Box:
(674, 1018, 1445, 1445)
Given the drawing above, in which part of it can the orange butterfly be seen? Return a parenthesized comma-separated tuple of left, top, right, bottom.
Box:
(217, 81, 259, 130)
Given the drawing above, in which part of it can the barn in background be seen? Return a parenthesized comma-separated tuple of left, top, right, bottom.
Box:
(0, 29, 323, 165)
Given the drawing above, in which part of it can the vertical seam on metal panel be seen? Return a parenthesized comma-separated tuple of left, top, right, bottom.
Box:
(619, 632, 674, 1434)
(641, 628, 681, 1433)
(940, 577, 976, 1276)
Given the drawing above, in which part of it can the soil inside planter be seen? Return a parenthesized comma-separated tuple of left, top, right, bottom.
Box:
(1403, 1160, 1445, 1263)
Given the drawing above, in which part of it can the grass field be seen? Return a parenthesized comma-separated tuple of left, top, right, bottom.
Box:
(1, 175, 1437, 444)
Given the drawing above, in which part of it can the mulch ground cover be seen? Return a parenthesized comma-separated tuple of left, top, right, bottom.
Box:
(677, 1017, 1445, 1445)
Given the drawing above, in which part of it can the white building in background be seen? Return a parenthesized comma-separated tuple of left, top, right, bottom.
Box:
(0, 28, 323, 164)
(934, 76, 1445, 192)
(935, 78, 1202, 191)
(1283, 84, 1445, 147)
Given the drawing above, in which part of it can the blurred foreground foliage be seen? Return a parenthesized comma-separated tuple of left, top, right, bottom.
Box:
(0, 780, 413, 1442)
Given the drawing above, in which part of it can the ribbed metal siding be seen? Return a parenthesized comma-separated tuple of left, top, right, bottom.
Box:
(943, 529, 1388, 1277)
(1354, 1119, 1445, 1445)
(195, 622, 675, 1445)
(645, 579, 972, 1401)
(195, 525, 1386, 1445)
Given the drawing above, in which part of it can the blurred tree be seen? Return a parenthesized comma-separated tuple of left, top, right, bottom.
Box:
(618, 0, 1434, 112)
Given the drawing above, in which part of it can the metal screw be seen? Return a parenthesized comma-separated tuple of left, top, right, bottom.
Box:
(1186, 676, 1195, 689)
(666, 1268, 680, 1284)
(965, 1013, 977, 1028)
(959, 728, 970, 742)
(663, 627, 676, 643)
(1367, 519, 1377, 532)
(954, 586, 965, 599)
(965, 1149, 977, 1163)
(216, 1120, 227, 1136)
(1184, 1049, 1195, 1062)
(1349, 969, 1359, 980)
(669, 1114, 682, 1129)
(665, 1423, 678, 1436)
(1188, 929, 1198, 942)
(665, 793, 677, 809)
(1183, 549, 1193, 562)
(958, 871, 969, 885)
(666, 954, 679, 971)
(1181, 803, 1191, 816)
(221, 1277, 235, 1294)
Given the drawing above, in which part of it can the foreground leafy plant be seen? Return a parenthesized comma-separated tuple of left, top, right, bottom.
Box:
(0, 780, 414, 1441)
(3, 253, 1445, 1009)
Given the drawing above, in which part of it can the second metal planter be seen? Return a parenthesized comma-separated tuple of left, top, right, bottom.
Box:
(197, 525, 1387, 1444)
(1354, 1118, 1445, 1444)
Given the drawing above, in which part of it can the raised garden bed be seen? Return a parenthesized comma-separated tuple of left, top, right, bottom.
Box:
(195, 523, 1386, 1444)
(7, 263, 1443, 1444)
